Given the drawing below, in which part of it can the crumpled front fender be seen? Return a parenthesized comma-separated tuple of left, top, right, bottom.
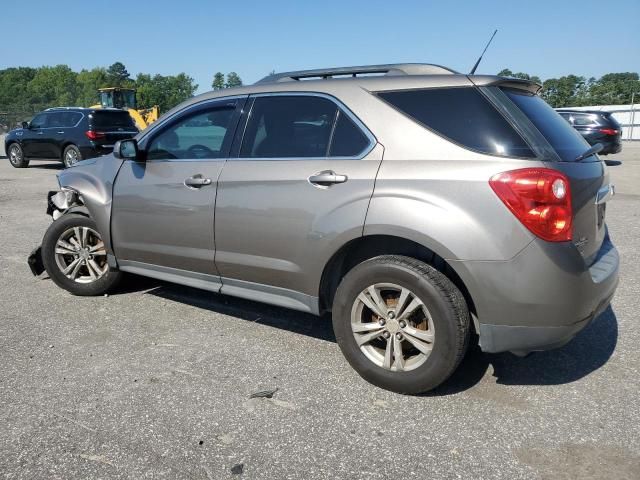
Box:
(55, 156, 124, 255)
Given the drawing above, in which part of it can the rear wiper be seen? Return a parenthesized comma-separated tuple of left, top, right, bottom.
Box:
(575, 143, 603, 162)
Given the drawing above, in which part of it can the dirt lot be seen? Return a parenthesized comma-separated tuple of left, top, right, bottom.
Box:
(1, 143, 639, 479)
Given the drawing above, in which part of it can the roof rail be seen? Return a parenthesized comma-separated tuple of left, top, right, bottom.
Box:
(255, 63, 458, 84)
(45, 107, 85, 111)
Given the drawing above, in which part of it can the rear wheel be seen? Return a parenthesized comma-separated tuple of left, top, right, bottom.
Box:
(332, 255, 470, 394)
(8, 143, 29, 168)
(42, 214, 122, 296)
(62, 144, 82, 168)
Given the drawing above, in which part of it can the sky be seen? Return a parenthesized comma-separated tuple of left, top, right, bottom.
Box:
(2, 0, 638, 94)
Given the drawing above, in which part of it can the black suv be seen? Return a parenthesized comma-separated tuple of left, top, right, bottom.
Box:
(5, 108, 138, 168)
(556, 109, 622, 155)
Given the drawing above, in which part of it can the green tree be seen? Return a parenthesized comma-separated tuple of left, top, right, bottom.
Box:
(212, 72, 225, 90)
(135, 72, 198, 111)
(75, 67, 108, 107)
(541, 75, 587, 108)
(26, 65, 79, 109)
(497, 68, 541, 84)
(106, 61, 131, 87)
(588, 72, 640, 105)
(225, 72, 243, 88)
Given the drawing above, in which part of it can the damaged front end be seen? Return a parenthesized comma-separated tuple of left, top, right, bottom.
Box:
(28, 155, 123, 277)
(28, 187, 87, 276)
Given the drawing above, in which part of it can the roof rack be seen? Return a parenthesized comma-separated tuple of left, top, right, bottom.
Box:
(45, 107, 85, 111)
(255, 63, 458, 84)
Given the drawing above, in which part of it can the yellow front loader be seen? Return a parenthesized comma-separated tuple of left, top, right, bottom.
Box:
(90, 87, 158, 131)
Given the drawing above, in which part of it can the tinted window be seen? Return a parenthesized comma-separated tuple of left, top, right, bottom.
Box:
(147, 106, 235, 160)
(572, 113, 599, 126)
(90, 111, 136, 130)
(30, 113, 48, 128)
(241, 96, 337, 158)
(48, 112, 82, 128)
(505, 89, 590, 162)
(378, 87, 534, 158)
(329, 111, 370, 157)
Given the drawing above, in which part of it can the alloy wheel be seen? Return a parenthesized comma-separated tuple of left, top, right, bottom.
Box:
(9, 145, 22, 165)
(54, 226, 108, 283)
(350, 283, 435, 372)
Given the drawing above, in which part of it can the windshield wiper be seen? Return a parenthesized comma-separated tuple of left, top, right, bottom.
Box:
(575, 143, 603, 162)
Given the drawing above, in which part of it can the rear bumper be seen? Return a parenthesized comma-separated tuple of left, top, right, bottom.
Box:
(453, 233, 619, 354)
(79, 145, 113, 159)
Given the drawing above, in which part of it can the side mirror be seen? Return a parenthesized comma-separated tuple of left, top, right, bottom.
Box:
(21, 121, 29, 129)
(114, 139, 139, 160)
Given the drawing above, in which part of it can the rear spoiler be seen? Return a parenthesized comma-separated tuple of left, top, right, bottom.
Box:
(467, 75, 543, 95)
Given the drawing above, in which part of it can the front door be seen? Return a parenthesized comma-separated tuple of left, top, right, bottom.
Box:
(214, 94, 382, 305)
(111, 97, 245, 279)
(22, 112, 52, 157)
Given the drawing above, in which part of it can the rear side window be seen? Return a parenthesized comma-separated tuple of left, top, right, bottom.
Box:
(377, 87, 535, 158)
(90, 111, 136, 130)
(241, 96, 336, 158)
(49, 112, 82, 128)
(329, 111, 370, 157)
(504, 89, 589, 162)
(240, 95, 371, 159)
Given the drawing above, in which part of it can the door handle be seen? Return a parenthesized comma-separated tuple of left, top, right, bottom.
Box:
(184, 175, 212, 188)
(308, 170, 348, 187)
(37, 131, 44, 135)
(57, 131, 65, 134)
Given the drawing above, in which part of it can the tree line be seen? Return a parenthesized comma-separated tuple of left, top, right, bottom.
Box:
(0, 61, 207, 121)
(497, 69, 639, 108)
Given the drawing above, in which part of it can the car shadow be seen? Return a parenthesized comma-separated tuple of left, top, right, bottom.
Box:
(115, 276, 618, 395)
(604, 159, 622, 166)
(26, 161, 64, 170)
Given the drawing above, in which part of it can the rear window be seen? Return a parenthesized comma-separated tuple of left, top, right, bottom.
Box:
(90, 111, 136, 130)
(377, 87, 535, 158)
(504, 89, 589, 162)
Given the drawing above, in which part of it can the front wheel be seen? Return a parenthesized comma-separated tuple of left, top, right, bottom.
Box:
(332, 255, 470, 394)
(62, 144, 82, 168)
(41, 214, 122, 296)
(8, 143, 29, 168)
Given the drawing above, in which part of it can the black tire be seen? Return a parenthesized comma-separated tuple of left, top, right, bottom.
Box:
(332, 255, 470, 394)
(7, 143, 29, 168)
(62, 144, 82, 168)
(42, 214, 122, 296)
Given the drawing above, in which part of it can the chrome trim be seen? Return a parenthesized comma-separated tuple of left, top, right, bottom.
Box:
(234, 91, 376, 161)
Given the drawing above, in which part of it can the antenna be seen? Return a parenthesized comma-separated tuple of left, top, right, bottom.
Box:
(469, 29, 498, 75)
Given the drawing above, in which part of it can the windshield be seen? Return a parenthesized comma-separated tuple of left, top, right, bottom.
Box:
(90, 111, 136, 130)
(504, 88, 591, 162)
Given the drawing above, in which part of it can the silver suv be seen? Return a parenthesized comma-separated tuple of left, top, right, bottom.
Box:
(28, 64, 619, 394)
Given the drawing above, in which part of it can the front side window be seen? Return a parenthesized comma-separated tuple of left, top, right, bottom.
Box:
(30, 113, 48, 129)
(146, 105, 236, 160)
(377, 87, 535, 158)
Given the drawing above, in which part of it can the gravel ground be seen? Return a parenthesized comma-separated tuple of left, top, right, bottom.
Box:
(1, 143, 639, 479)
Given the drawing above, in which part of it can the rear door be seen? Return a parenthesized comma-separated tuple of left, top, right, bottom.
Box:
(214, 93, 381, 305)
(111, 98, 244, 278)
(503, 89, 610, 263)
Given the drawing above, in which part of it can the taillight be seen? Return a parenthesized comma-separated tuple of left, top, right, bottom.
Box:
(489, 168, 572, 242)
(599, 128, 618, 136)
(85, 130, 106, 140)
